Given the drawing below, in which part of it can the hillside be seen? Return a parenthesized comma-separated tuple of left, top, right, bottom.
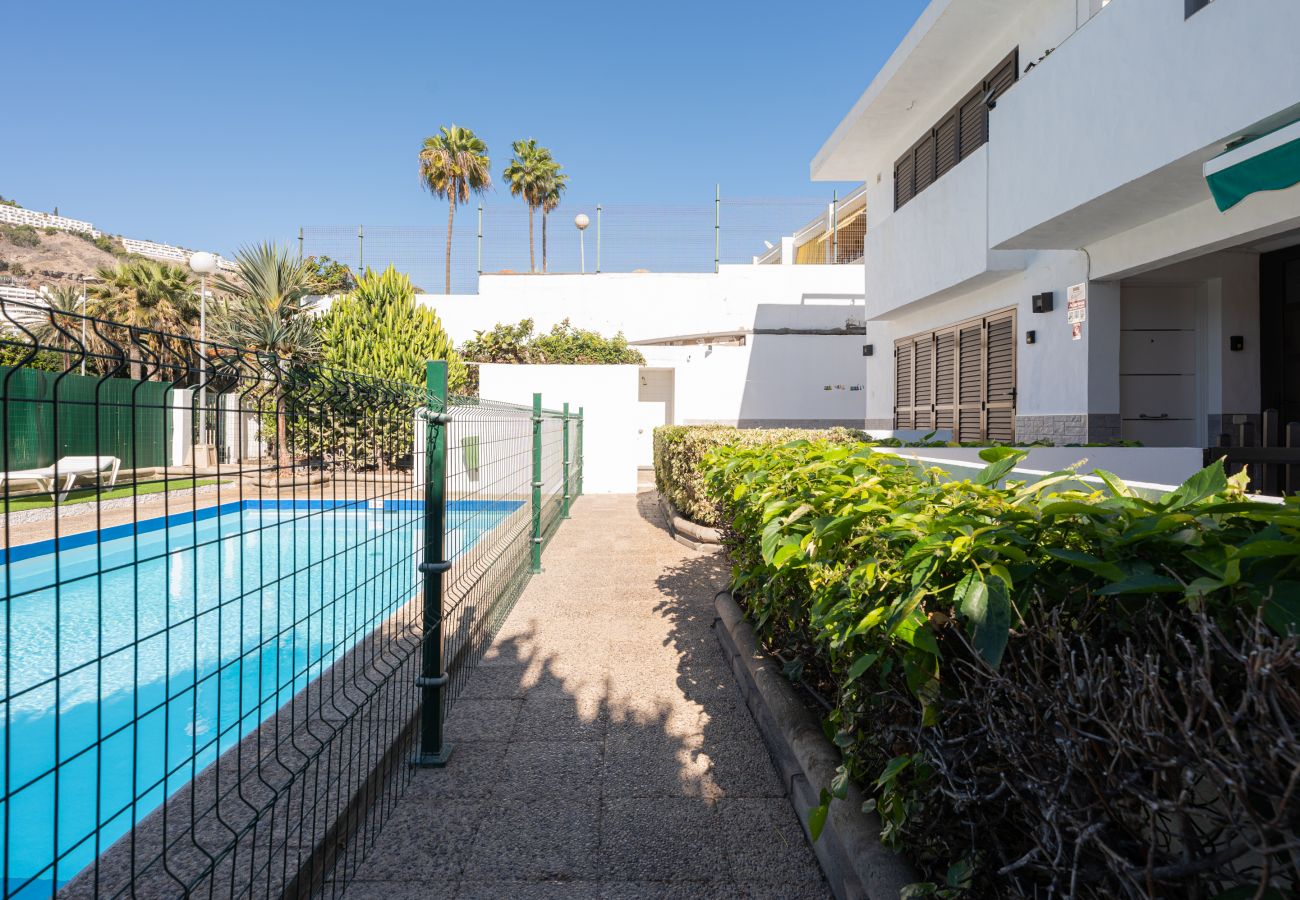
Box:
(0, 226, 123, 289)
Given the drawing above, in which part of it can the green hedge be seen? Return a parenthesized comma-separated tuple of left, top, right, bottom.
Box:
(653, 425, 863, 527)
(704, 441, 1300, 897)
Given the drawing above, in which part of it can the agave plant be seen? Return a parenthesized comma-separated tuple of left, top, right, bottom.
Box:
(419, 125, 491, 294)
(213, 242, 320, 469)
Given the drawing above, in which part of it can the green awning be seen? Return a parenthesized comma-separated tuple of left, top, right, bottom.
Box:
(1205, 119, 1300, 212)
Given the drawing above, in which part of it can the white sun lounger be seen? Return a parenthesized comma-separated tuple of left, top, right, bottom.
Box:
(0, 456, 121, 502)
(0, 465, 69, 498)
(53, 456, 121, 500)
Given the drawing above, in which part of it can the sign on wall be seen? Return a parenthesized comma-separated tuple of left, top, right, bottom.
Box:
(1068, 282, 1087, 341)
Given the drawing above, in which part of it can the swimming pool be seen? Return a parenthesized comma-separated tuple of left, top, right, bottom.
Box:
(0, 498, 517, 895)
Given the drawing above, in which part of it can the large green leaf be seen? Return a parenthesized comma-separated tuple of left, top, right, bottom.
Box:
(961, 575, 1010, 667)
(1164, 461, 1228, 510)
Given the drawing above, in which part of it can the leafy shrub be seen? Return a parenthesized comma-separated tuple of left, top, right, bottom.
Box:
(306, 255, 357, 294)
(0, 224, 40, 248)
(9, 263, 26, 276)
(461, 317, 646, 365)
(704, 441, 1300, 897)
(653, 424, 864, 526)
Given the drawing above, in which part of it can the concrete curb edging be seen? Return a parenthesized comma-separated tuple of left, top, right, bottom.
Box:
(714, 590, 917, 900)
(656, 492, 721, 550)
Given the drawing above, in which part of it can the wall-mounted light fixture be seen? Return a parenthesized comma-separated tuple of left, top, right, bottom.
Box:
(1032, 292, 1054, 314)
(1025, 330, 1036, 345)
(862, 344, 874, 357)
(1230, 335, 1244, 351)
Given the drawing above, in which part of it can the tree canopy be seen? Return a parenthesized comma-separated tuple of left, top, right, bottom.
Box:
(461, 318, 645, 365)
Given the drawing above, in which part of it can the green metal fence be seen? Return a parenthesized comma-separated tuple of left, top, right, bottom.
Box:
(0, 301, 584, 899)
(0, 366, 172, 469)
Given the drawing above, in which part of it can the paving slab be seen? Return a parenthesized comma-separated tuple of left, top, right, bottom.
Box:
(342, 491, 830, 898)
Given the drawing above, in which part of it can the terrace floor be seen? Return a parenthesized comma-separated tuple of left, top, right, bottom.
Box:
(341, 491, 831, 898)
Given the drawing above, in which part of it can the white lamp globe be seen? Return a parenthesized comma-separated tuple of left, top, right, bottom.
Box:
(574, 214, 590, 231)
(189, 252, 220, 275)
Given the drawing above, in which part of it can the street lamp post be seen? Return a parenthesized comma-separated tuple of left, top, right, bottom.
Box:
(574, 214, 590, 275)
(188, 252, 221, 462)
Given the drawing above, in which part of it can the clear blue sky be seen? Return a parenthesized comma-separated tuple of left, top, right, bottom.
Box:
(3, 0, 926, 258)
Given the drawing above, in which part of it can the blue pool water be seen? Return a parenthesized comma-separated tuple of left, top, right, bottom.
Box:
(0, 498, 515, 894)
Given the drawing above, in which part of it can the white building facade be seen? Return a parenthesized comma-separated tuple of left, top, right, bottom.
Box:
(814, 0, 1300, 447)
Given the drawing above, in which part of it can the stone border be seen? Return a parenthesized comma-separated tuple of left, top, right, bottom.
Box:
(656, 492, 721, 550)
(714, 590, 917, 900)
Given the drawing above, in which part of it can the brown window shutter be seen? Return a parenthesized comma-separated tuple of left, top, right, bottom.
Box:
(912, 336, 934, 430)
(958, 91, 987, 160)
(913, 133, 937, 194)
(894, 341, 914, 428)
(984, 310, 1017, 442)
(933, 328, 956, 433)
(935, 113, 959, 178)
(988, 54, 1018, 103)
(956, 321, 984, 442)
(894, 153, 915, 210)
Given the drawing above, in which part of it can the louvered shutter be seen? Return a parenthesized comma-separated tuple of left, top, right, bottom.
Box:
(912, 336, 934, 430)
(935, 114, 959, 178)
(958, 90, 986, 159)
(894, 153, 915, 210)
(987, 56, 1017, 104)
(894, 341, 914, 429)
(933, 328, 956, 433)
(956, 321, 984, 441)
(913, 134, 937, 194)
(984, 310, 1017, 442)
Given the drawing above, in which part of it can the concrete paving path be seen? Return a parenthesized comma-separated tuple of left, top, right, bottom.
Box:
(342, 491, 831, 899)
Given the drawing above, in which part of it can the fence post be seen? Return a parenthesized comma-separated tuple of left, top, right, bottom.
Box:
(531, 392, 543, 573)
(298, 226, 304, 261)
(358, 224, 364, 274)
(477, 204, 483, 277)
(714, 184, 720, 274)
(830, 190, 838, 265)
(596, 205, 602, 274)
(414, 359, 452, 766)
(577, 406, 584, 497)
(562, 402, 571, 519)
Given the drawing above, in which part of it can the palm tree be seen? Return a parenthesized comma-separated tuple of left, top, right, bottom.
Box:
(212, 242, 319, 469)
(21, 285, 89, 371)
(419, 125, 492, 294)
(540, 162, 568, 274)
(87, 258, 198, 378)
(503, 139, 551, 273)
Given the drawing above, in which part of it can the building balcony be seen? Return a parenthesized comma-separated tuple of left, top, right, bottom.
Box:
(863, 145, 1027, 318)
(987, 0, 1300, 252)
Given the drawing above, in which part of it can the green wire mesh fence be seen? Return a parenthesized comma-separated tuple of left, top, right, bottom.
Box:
(0, 301, 581, 898)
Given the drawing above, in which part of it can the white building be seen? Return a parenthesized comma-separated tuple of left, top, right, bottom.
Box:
(813, 0, 1300, 447)
(422, 260, 869, 481)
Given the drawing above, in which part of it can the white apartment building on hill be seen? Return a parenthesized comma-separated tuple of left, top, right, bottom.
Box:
(814, 0, 1300, 446)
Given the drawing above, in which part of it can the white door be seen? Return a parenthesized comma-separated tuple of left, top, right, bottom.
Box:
(636, 368, 675, 466)
(1120, 284, 1201, 446)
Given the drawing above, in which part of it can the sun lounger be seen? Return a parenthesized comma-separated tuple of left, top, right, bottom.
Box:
(0, 456, 122, 502)
(53, 456, 121, 500)
(0, 464, 68, 498)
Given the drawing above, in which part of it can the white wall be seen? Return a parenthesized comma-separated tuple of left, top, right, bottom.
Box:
(863, 250, 1103, 424)
(478, 363, 641, 493)
(640, 334, 866, 427)
(421, 264, 865, 345)
(988, 0, 1300, 248)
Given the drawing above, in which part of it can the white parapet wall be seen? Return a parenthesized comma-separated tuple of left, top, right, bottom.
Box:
(478, 363, 642, 494)
(0, 205, 99, 238)
(421, 264, 866, 345)
(878, 445, 1207, 491)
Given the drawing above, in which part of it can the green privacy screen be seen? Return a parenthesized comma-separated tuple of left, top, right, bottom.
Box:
(0, 367, 173, 470)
